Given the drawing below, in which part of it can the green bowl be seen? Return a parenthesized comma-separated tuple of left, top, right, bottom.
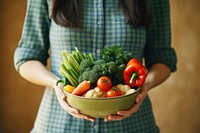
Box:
(63, 88, 141, 118)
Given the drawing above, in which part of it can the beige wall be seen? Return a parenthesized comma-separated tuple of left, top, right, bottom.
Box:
(0, 0, 199, 133)
(149, 0, 200, 133)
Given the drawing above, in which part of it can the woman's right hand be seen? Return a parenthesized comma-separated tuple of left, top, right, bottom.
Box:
(17, 61, 95, 121)
(54, 83, 95, 122)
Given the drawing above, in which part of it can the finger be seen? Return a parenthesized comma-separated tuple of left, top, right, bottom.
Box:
(117, 93, 146, 116)
(54, 86, 95, 122)
(55, 86, 66, 100)
(54, 86, 79, 114)
(117, 103, 141, 117)
(70, 112, 95, 122)
(104, 115, 125, 122)
(117, 110, 132, 117)
(70, 112, 89, 119)
(88, 117, 95, 122)
(130, 95, 146, 113)
(135, 93, 142, 103)
(61, 98, 79, 114)
(135, 88, 147, 103)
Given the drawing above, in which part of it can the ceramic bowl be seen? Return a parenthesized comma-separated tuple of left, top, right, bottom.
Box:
(63, 88, 141, 118)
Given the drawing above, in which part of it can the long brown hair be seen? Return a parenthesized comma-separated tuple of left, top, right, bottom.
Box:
(51, 0, 149, 27)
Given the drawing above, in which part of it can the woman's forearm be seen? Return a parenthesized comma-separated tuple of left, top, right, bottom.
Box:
(19, 60, 60, 88)
(144, 63, 171, 91)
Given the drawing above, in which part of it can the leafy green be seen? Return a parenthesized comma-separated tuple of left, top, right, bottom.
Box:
(101, 45, 132, 65)
(59, 45, 133, 87)
(100, 45, 133, 85)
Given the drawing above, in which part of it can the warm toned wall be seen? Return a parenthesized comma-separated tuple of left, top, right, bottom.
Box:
(0, 1, 44, 133)
(0, 0, 199, 133)
(149, 0, 200, 133)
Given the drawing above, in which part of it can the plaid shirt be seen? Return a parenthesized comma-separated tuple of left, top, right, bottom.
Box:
(14, 0, 176, 133)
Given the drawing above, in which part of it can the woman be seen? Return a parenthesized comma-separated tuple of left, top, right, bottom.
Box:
(14, 0, 177, 132)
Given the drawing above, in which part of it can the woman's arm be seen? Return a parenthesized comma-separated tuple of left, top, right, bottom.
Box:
(19, 60, 95, 122)
(141, 63, 171, 92)
(104, 63, 171, 122)
(19, 60, 59, 88)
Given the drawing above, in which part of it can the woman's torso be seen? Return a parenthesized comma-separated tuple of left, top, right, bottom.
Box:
(32, 0, 159, 133)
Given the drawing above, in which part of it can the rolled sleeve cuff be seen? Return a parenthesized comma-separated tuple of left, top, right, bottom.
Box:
(144, 48, 177, 72)
(14, 47, 49, 71)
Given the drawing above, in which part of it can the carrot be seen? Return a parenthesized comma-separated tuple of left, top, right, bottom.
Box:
(72, 80, 91, 95)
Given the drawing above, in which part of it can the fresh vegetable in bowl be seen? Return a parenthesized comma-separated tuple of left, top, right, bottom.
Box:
(58, 46, 148, 98)
(57, 45, 148, 118)
(106, 86, 122, 98)
(100, 45, 133, 85)
(85, 87, 106, 98)
(57, 45, 140, 88)
(58, 47, 95, 87)
(97, 76, 112, 91)
(64, 87, 141, 118)
(123, 58, 148, 88)
(63, 84, 75, 93)
(71, 80, 91, 96)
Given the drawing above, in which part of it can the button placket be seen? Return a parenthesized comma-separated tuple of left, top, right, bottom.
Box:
(96, 3, 103, 25)
(93, 0, 104, 59)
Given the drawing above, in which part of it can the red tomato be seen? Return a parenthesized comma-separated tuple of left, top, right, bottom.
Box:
(97, 76, 112, 91)
(106, 86, 122, 98)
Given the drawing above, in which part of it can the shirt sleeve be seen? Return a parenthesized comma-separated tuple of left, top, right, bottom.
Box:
(144, 0, 177, 72)
(14, 0, 50, 71)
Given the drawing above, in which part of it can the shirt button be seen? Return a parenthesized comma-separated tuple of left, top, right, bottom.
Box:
(97, 4, 102, 8)
(94, 124, 98, 130)
(96, 49, 101, 53)
(97, 21, 102, 25)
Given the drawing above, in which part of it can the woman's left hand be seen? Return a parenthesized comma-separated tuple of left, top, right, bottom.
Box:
(104, 63, 171, 122)
(104, 86, 149, 122)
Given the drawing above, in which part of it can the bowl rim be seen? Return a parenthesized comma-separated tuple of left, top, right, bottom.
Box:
(63, 87, 141, 100)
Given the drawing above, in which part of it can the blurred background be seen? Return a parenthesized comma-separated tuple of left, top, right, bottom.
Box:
(0, 0, 200, 133)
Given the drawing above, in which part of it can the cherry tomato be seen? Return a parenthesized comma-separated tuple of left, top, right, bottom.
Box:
(97, 76, 112, 91)
(106, 86, 122, 98)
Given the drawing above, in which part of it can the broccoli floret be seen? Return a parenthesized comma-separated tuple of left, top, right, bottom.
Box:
(78, 69, 99, 85)
(79, 59, 94, 74)
(92, 61, 118, 77)
(106, 61, 118, 73)
(85, 67, 92, 72)
(92, 63, 109, 76)
(93, 60, 105, 65)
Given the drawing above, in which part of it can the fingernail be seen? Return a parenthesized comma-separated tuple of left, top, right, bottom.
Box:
(89, 118, 95, 122)
(117, 111, 121, 115)
(136, 97, 140, 102)
(104, 118, 108, 122)
(74, 111, 78, 114)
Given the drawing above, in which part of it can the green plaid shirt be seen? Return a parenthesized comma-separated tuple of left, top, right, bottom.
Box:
(14, 0, 176, 133)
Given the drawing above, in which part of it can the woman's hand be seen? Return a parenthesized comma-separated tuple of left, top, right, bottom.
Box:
(54, 83, 95, 122)
(104, 64, 172, 122)
(104, 85, 149, 122)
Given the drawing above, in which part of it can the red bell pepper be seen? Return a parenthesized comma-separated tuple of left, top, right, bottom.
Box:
(123, 58, 148, 88)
